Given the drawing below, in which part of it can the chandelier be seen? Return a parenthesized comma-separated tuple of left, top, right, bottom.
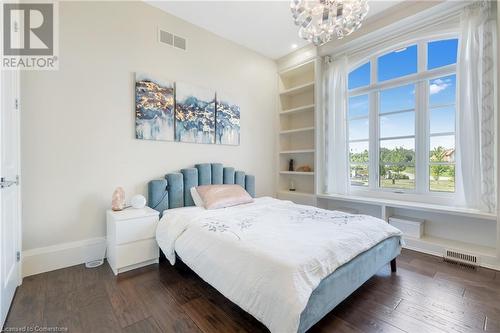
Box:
(290, 0, 369, 46)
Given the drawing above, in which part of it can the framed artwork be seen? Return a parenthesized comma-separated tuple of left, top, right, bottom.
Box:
(175, 82, 216, 144)
(135, 73, 174, 141)
(216, 94, 240, 145)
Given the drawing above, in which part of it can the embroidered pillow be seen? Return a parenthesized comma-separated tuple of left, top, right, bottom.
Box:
(195, 184, 253, 210)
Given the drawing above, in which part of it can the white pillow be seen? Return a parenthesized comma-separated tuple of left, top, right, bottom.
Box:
(190, 187, 205, 207)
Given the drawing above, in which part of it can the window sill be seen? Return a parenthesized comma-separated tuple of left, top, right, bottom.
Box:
(316, 193, 497, 221)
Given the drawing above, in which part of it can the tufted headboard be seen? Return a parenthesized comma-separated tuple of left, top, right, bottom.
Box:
(148, 163, 255, 214)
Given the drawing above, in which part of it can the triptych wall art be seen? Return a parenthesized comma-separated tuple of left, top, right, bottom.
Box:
(135, 73, 240, 145)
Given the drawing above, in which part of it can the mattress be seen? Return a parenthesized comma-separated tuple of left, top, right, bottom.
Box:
(156, 197, 402, 332)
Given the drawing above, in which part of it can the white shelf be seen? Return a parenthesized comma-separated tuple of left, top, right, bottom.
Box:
(279, 60, 315, 78)
(279, 149, 315, 154)
(317, 193, 497, 221)
(277, 59, 317, 208)
(280, 104, 315, 116)
(279, 127, 315, 135)
(280, 171, 314, 176)
(404, 235, 497, 258)
(277, 190, 315, 197)
(279, 82, 314, 96)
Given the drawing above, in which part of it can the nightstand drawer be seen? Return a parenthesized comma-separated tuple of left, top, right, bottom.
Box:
(115, 239, 159, 268)
(115, 216, 157, 244)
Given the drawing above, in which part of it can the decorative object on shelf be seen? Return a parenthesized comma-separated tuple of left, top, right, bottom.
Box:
(297, 165, 312, 172)
(290, 0, 369, 46)
(135, 73, 175, 141)
(111, 187, 126, 211)
(175, 82, 216, 144)
(289, 159, 295, 171)
(131, 194, 147, 209)
(289, 179, 296, 192)
(216, 93, 240, 145)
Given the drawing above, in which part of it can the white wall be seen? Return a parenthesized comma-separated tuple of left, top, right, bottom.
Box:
(277, 1, 442, 70)
(20, 1, 277, 254)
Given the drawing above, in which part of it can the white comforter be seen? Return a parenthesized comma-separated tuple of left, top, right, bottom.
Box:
(156, 197, 402, 333)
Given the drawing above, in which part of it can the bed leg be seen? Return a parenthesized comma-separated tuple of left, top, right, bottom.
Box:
(390, 259, 397, 273)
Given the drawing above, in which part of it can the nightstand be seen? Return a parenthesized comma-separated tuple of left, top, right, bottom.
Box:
(106, 206, 159, 275)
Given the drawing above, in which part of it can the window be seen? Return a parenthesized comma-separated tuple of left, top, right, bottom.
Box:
(347, 37, 458, 195)
(379, 84, 416, 190)
(429, 74, 456, 192)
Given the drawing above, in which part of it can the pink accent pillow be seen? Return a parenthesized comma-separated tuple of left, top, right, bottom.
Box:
(195, 184, 253, 210)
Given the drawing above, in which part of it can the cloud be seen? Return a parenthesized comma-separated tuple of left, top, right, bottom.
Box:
(429, 78, 450, 95)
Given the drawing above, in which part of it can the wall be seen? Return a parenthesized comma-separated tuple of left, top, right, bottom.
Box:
(20, 1, 277, 274)
(277, 1, 443, 70)
(319, 1, 444, 56)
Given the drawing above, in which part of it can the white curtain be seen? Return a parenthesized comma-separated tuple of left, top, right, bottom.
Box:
(456, 1, 497, 212)
(323, 56, 349, 194)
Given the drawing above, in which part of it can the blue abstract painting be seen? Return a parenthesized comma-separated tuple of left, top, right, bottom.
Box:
(135, 73, 174, 141)
(175, 82, 216, 144)
(216, 94, 240, 145)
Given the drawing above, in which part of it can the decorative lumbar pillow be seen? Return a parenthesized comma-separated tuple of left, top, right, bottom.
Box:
(190, 187, 205, 207)
(195, 184, 253, 210)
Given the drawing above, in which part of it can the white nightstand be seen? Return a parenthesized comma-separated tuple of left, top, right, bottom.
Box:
(106, 206, 160, 275)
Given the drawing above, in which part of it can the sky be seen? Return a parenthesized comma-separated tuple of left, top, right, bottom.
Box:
(348, 39, 458, 155)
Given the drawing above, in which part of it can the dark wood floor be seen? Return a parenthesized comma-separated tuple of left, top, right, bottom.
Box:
(4, 249, 500, 333)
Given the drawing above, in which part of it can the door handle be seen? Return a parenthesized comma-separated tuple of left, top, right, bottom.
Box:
(0, 175, 19, 188)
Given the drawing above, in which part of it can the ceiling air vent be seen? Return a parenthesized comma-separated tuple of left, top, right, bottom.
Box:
(158, 28, 187, 51)
(443, 249, 479, 269)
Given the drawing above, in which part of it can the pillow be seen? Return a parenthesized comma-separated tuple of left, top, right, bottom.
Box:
(195, 184, 253, 210)
(190, 187, 205, 207)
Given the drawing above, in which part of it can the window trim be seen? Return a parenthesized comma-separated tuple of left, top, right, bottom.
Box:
(347, 34, 459, 203)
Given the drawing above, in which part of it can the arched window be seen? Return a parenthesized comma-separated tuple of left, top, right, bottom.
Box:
(347, 37, 458, 194)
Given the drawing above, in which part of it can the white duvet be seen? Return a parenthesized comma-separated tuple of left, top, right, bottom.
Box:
(156, 197, 402, 333)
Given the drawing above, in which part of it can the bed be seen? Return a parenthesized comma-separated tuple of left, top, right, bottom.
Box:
(149, 163, 402, 333)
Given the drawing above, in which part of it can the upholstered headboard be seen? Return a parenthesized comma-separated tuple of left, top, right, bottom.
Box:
(148, 163, 255, 214)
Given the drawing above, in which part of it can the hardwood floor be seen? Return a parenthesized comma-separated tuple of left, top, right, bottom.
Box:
(4, 249, 500, 333)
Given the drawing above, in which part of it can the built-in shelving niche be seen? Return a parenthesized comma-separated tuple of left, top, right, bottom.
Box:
(316, 195, 498, 269)
(277, 59, 317, 200)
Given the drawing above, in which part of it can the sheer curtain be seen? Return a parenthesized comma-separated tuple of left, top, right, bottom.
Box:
(323, 56, 349, 194)
(456, 1, 497, 212)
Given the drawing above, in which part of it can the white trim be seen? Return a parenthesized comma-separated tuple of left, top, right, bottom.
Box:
(22, 237, 106, 277)
(403, 236, 499, 271)
(16, 70, 22, 287)
(111, 259, 159, 275)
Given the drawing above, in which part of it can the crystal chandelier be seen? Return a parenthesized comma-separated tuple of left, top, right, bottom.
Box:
(290, 0, 369, 46)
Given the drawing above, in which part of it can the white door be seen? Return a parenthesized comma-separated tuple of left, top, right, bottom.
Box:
(0, 68, 21, 328)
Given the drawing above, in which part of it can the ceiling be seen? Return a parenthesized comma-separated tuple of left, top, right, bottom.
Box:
(147, 1, 404, 60)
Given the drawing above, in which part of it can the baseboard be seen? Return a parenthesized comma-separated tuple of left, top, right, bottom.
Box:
(22, 237, 107, 277)
(403, 243, 500, 271)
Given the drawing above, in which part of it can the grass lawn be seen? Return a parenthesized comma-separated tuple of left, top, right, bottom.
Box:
(379, 178, 455, 192)
(380, 179, 415, 190)
(430, 179, 455, 192)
